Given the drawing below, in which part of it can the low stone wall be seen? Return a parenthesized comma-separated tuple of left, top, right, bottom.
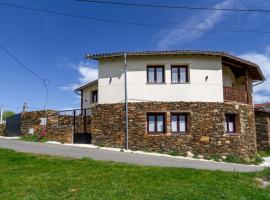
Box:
(21, 110, 58, 135)
(91, 102, 257, 158)
(255, 110, 270, 151)
(46, 125, 73, 143)
(21, 110, 73, 143)
(0, 123, 6, 136)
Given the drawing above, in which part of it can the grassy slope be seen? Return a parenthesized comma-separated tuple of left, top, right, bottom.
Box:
(0, 149, 269, 200)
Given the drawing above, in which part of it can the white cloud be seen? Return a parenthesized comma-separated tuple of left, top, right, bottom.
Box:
(239, 49, 270, 103)
(158, 0, 235, 49)
(59, 61, 98, 91)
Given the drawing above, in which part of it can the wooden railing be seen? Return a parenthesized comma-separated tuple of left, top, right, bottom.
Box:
(223, 86, 252, 104)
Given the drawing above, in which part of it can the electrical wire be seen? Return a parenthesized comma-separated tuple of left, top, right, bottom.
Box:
(0, 1, 270, 35)
(0, 43, 50, 112)
(78, 0, 270, 13)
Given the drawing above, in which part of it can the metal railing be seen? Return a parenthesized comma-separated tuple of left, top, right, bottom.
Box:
(58, 108, 91, 127)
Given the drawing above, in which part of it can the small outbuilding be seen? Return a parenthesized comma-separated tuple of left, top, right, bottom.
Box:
(255, 103, 270, 151)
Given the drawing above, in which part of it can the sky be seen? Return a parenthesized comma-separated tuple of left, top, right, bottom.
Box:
(0, 0, 270, 113)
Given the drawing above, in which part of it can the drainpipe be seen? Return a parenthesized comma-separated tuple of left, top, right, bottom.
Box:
(124, 53, 129, 150)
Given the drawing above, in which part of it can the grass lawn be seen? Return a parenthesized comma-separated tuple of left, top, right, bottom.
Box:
(20, 134, 47, 143)
(259, 149, 270, 157)
(0, 149, 269, 200)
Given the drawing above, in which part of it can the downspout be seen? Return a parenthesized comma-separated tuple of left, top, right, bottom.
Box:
(74, 89, 82, 144)
(124, 53, 129, 150)
(75, 90, 83, 110)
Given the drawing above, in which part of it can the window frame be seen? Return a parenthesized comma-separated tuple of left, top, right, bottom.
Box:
(225, 113, 238, 134)
(171, 65, 189, 83)
(147, 65, 165, 84)
(147, 113, 166, 134)
(91, 90, 98, 103)
(171, 113, 189, 133)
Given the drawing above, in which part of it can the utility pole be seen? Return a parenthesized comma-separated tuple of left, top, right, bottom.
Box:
(22, 102, 28, 112)
(124, 53, 129, 150)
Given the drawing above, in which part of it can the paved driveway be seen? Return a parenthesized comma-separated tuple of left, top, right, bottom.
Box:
(0, 138, 266, 172)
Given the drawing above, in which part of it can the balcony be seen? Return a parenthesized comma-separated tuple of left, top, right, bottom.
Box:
(223, 86, 252, 104)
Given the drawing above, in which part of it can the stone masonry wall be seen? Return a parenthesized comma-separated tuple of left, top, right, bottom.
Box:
(21, 110, 58, 135)
(0, 123, 6, 136)
(46, 125, 73, 144)
(91, 102, 257, 158)
(255, 111, 270, 151)
(21, 110, 73, 143)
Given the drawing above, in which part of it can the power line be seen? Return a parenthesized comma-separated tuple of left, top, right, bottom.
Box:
(0, 42, 50, 110)
(0, 1, 270, 35)
(78, 0, 270, 13)
(0, 43, 44, 81)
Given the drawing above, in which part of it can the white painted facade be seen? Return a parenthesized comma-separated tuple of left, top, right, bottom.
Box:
(82, 83, 98, 109)
(81, 55, 252, 108)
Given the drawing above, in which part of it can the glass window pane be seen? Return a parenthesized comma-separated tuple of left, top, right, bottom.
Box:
(228, 122, 234, 132)
(180, 68, 187, 83)
(156, 67, 163, 83)
(148, 68, 155, 83)
(172, 68, 178, 83)
(224, 122, 228, 132)
(157, 115, 164, 132)
(179, 115, 186, 132)
(148, 115, 155, 132)
(171, 115, 177, 132)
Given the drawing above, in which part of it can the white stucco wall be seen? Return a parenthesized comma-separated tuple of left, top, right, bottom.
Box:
(222, 66, 236, 87)
(98, 55, 224, 104)
(82, 83, 98, 109)
(222, 66, 246, 90)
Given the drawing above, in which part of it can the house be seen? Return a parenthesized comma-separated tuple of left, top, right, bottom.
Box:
(255, 103, 270, 151)
(75, 50, 265, 158)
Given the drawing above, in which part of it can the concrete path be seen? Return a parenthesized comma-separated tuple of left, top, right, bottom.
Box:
(0, 138, 266, 172)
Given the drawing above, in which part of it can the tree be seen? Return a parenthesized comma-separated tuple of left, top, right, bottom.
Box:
(2, 110, 16, 121)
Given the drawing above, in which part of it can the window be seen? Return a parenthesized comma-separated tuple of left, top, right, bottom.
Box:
(171, 66, 188, 83)
(225, 114, 238, 133)
(147, 113, 166, 133)
(171, 113, 188, 133)
(147, 66, 165, 83)
(91, 90, 98, 103)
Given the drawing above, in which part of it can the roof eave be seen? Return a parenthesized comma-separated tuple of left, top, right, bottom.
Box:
(74, 79, 98, 91)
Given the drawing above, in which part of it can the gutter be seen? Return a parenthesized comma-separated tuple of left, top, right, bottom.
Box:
(253, 80, 265, 87)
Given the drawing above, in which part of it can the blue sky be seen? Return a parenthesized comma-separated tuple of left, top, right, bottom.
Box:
(0, 0, 270, 113)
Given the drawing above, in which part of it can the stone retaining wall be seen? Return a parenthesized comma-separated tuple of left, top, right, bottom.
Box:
(0, 123, 6, 136)
(91, 102, 257, 158)
(255, 110, 270, 151)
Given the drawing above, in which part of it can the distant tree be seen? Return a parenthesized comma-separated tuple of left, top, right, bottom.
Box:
(2, 110, 16, 121)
